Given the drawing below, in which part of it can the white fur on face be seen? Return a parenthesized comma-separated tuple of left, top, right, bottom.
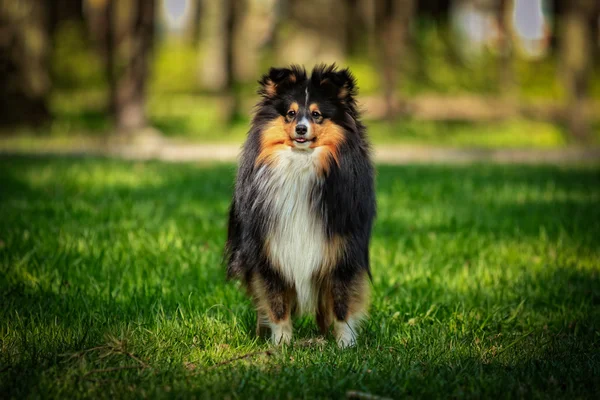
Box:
(305, 87, 309, 107)
(257, 148, 325, 316)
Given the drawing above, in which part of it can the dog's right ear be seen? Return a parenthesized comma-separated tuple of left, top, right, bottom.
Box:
(258, 66, 306, 98)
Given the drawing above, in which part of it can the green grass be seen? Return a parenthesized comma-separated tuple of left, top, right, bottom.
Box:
(1, 156, 599, 399)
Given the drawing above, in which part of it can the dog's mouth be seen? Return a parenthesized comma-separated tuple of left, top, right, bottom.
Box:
(293, 137, 315, 145)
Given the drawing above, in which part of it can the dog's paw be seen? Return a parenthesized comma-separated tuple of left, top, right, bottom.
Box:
(271, 331, 292, 346)
(270, 323, 292, 345)
(334, 319, 359, 349)
(336, 332, 357, 349)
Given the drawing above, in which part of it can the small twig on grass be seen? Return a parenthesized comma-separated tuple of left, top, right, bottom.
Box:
(346, 390, 392, 400)
(295, 337, 327, 348)
(206, 338, 329, 370)
(61, 346, 110, 362)
(83, 365, 144, 377)
(62, 344, 150, 369)
(84, 378, 116, 385)
(209, 349, 275, 369)
(120, 350, 150, 369)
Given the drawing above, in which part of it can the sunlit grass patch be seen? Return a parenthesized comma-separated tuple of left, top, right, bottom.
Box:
(1, 157, 599, 398)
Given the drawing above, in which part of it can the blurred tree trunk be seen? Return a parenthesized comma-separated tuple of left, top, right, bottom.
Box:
(49, 0, 84, 36)
(417, 0, 460, 65)
(376, 0, 415, 119)
(199, 0, 230, 91)
(548, 0, 565, 54)
(345, 0, 369, 56)
(561, 0, 595, 141)
(277, 0, 348, 65)
(188, 0, 203, 47)
(0, 0, 51, 127)
(111, 0, 155, 132)
(345, 0, 378, 57)
(361, 0, 378, 57)
(233, 0, 275, 83)
(497, 0, 515, 98)
(345, 0, 360, 55)
(224, 0, 241, 122)
(87, 0, 155, 132)
(199, 0, 242, 122)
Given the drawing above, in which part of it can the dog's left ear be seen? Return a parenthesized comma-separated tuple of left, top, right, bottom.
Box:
(258, 66, 306, 98)
(313, 65, 357, 103)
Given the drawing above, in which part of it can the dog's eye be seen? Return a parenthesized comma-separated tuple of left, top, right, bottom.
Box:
(311, 111, 322, 119)
(287, 110, 296, 118)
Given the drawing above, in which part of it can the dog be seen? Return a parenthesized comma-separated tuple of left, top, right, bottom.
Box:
(225, 64, 376, 348)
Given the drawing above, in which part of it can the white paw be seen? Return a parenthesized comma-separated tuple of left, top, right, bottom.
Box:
(270, 323, 292, 345)
(336, 334, 357, 348)
(334, 319, 359, 349)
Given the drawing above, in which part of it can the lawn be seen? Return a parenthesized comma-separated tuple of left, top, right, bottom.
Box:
(1, 156, 599, 399)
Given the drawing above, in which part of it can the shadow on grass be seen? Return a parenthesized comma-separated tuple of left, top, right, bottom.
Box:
(1, 156, 599, 398)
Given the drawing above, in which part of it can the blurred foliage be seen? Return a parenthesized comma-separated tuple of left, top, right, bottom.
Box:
(49, 90, 110, 134)
(150, 39, 199, 94)
(49, 20, 600, 100)
(6, 19, 597, 147)
(368, 119, 568, 148)
(404, 22, 498, 95)
(50, 22, 106, 90)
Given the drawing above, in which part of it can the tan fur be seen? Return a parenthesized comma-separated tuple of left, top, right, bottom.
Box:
(255, 117, 294, 167)
(255, 113, 345, 175)
(338, 87, 349, 100)
(310, 120, 345, 175)
(316, 283, 334, 334)
(315, 270, 370, 336)
(347, 271, 370, 317)
(263, 80, 277, 97)
(249, 273, 295, 342)
(318, 235, 346, 280)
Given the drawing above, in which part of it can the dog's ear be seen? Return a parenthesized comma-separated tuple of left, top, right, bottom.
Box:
(258, 66, 306, 98)
(312, 64, 357, 103)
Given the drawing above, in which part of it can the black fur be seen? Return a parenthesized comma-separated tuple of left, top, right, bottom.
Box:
(225, 64, 376, 325)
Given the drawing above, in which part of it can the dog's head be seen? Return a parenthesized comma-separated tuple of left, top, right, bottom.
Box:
(253, 64, 360, 168)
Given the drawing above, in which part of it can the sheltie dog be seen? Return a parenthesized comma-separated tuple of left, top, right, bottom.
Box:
(225, 64, 376, 348)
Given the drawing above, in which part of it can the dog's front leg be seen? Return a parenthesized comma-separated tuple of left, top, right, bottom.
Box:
(331, 269, 370, 348)
(250, 270, 293, 345)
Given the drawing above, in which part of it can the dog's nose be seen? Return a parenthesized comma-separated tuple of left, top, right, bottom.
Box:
(295, 124, 307, 135)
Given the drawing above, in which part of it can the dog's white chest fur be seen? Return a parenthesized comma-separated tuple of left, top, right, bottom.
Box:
(257, 148, 325, 314)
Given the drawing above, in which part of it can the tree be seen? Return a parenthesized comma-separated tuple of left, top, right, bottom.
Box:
(0, 0, 51, 127)
(496, 0, 515, 98)
(49, 0, 84, 37)
(198, 0, 242, 122)
(87, 0, 156, 132)
(188, 0, 203, 47)
(276, 0, 348, 65)
(560, 0, 596, 141)
(375, 0, 415, 119)
(223, 0, 241, 122)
